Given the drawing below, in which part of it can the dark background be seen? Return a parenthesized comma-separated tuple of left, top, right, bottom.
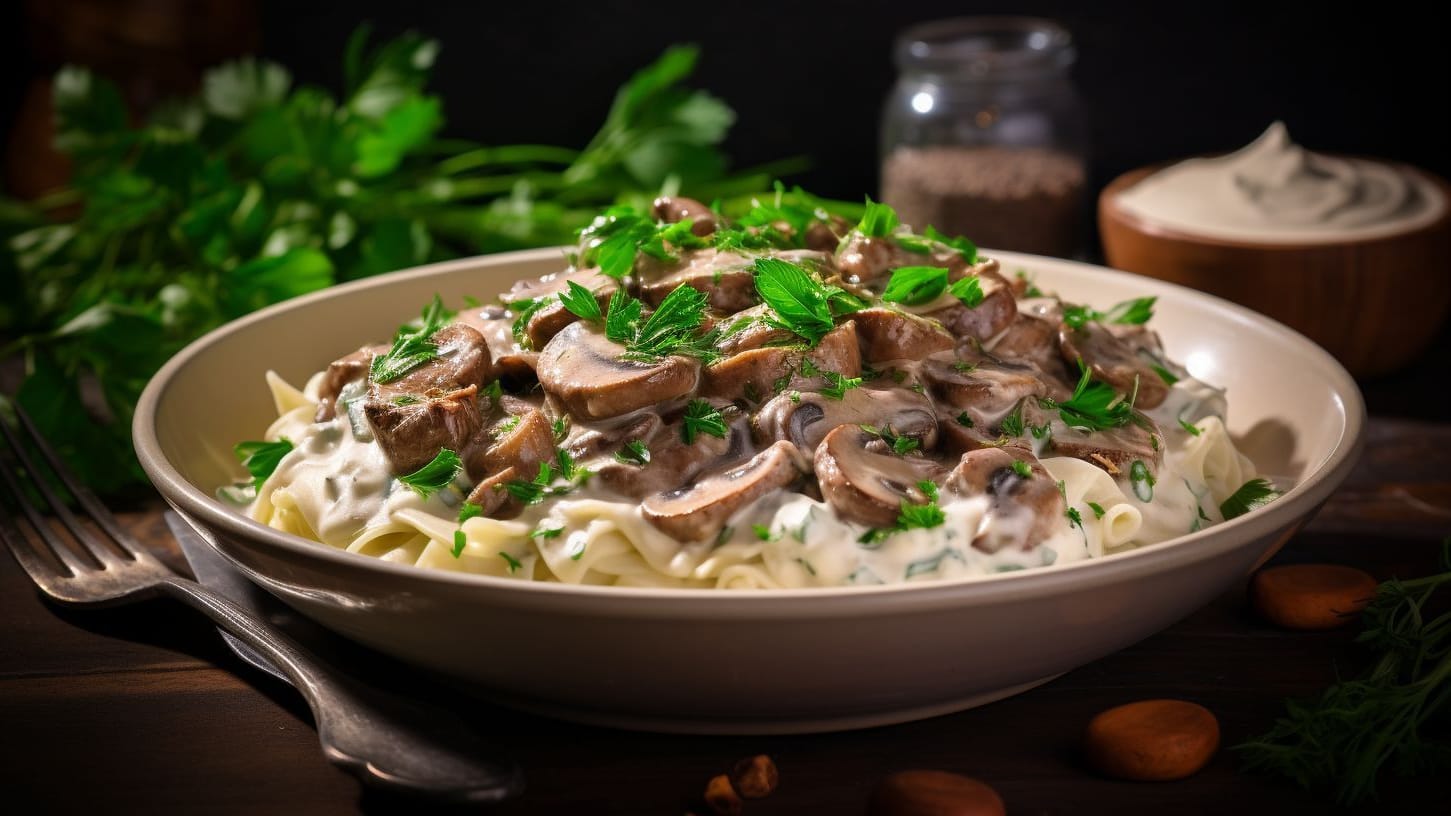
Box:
(3, 1, 1449, 416)
(4, 1, 1449, 202)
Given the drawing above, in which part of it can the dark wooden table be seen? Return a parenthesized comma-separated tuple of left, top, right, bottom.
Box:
(2, 413, 1448, 815)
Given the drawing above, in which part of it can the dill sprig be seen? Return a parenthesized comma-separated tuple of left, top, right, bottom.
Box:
(1237, 538, 1451, 804)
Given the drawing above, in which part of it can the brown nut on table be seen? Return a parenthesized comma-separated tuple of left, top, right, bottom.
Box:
(729, 754, 779, 799)
(1250, 564, 1379, 630)
(703, 773, 742, 815)
(868, 770, 1005, 816)
(1084, 699, 1220, 781)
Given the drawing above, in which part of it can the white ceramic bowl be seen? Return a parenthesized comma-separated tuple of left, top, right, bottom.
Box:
(134, 248, 1364, 734)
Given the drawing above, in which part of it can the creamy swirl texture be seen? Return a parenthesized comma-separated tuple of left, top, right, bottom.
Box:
(1116, 122, 1444, 243)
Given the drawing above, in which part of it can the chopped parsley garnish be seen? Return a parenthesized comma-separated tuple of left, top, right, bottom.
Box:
(1062, 296, 1157, 331)
(1087, 501, 1106, 519)
(391, 394, 421, 405)
(371, 295, 451, 382)
(882, 266, 948, 305)
(918, 479, 940, 502)
(577, 206, 708, 279)
(603, 284, 717, 363)
(863, 423, 921, 455)
(529, 525, 564, 540)
(558, 280, 603, 322)
(1066, 506, 1084, 531)
(752, 257, 861, 344)
(948, 275, 985, 308)
(498, 551, 523, 573)
(1000, 402, 1026, 437)
(1220, 478, 1282, 520)
(1129, 460, 1156, 502)
(1015, 270, 1044, 298)
(1042, 365, 1137, 432)
(854, 197, 900, 237)
(398, 448, 463, 498)
(457, 502, 483, 524)
(956, 411, 975, 428)
(1011, 459, 1033, 478)
(233, 438, 293, 488)
(682, 399, 728, 443)
(502, 458, 589, 505)
(1178, 417, 1202, 436)
(452, 530, 467, 557)
(509, 296, 549, 349)
(752, 524, 774, 541)
(614, 439, 651, 465)
(493, 415, 521, 439)
(552, 416, 569, 440)
(820, 370, 862, 400)
(482, 379, 504, 409)
(952, 360, 976, 373)
(1151, 364, 1179, 385)
(897, 498, 946, 530)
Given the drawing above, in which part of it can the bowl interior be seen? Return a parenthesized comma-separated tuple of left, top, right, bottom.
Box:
(142, 248, 1360, 586)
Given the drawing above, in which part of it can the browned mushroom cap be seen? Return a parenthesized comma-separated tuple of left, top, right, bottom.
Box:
(1042, 408, 1164, 477)
(638, 249, 757, 313)
(593, 414, 736, 500)
(364, 385, 483, 476)
(1059, 321, 1169, 409)
(804, 214, 853, 252)
(314, 343, 387, 421)
(755, 387, 939, 455)
(714, 305, 796, 356)
(453, 304, 538, 381)
(919, 267, 1017, 342)
(920, 357, 1046, 427)
(371, 323, 495, 400)
(945, 447, 1063, 553)
(814, 424, 949, 528)
(464, 408, 555, 482)
(536, 322, 700, 420)
(651, 195, 717, 236)
(701, 321, 861, 400)
(1110, 324, 1188, 386)
(991, 311, 1064, 372)
(642, 440, 806, 541)
(563, 412, 663, 461)
(836, 234, 972, 288)
(850, 308, 955, 363)
(464, 465, 518, 517)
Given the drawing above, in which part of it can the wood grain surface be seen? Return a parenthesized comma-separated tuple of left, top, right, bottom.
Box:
(2, 417, 1447, 815)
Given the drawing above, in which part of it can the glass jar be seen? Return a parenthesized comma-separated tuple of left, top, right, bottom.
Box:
(880, 17, 1089, 258)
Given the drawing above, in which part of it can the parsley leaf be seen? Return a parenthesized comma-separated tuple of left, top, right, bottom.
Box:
(1179, 417, 1202, 436)
(624, 284, 712, 361)
(855, 197, 900, 237)
(955, 411, 975, 428)
(558, 280, 603, 322)
(1011, 459, 1033, 478)
(753, 257, 836, 344)
(233, 438, 293, 488)
(925, 225, 977, 263)
(883, 266, 949, 305)
(509, 296, 549, 349)
(897, 499, 945, 530)
(498, 551, 523, 573)
(1000, 402, 1026, 437)
(1220, 478, 1282, 520)
(614, 439, 651, 465)
(1087, 501, 1106, 519)
(371, 295, 450, 382)
(682, 399, 728, 443)
(820, 370, 862, 400)
(604, 287, 642, 345)
(1042, 365, 1136, 432)
(457, 502, 483, 523)
(948, 275, 984, 307)
(1063, 296, 1158, 331)
(397, 448, 462, 498)
(1129, 460, 1155, 502)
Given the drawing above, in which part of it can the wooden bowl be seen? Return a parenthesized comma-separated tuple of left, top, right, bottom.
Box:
(1099, 164, 1451, 376)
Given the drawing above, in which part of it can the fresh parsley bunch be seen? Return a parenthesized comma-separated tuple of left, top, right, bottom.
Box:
(0, 28, 794, 494)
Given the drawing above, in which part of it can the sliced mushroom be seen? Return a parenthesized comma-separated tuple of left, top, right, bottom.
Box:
(638, 248, 757, 313)
(836, 234, 973, 288)
(563, 412, 663, 462)
(652, 195, 717, 236)
(464, 408, 555, 482)
(945, 447, 1063, 553)
(454, 304, 538, 381)
(1041, 406, 1164, 477)
(700, 321, 861, 400)
(642, 440, 805, 541)
(804, 214, 853, 252)
(849, 308, 955, 362)
(919, 267, 1018, 342)
(503, 268, 617, 351)
(371, 323, 495, 400)
(364, 385, 483, 476)
(464, 465, 519, 518)
(755, 386, 939, 455)
(714, 305, 796, 355)
(593, 414, 736, 500)
(537, 322, 700, 420)
(920, 357, 1045, 426)
(1059, 320, 1169, 409)
(814, 424, 949, 528)
(314, 344, 386, 421)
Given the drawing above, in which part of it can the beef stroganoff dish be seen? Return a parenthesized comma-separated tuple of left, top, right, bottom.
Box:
(227, 191, 1280, 589)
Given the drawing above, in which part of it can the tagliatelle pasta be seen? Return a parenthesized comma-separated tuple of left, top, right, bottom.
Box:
(227, 193, 1281, 589)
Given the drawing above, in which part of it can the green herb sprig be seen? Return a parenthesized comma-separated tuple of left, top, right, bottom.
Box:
(1220, 478, 1282, 519)
(371, 295, 451, 382)
(398, 448, 462, 498)
(233, 438, 293, 488)
(1041, 365, 1137, 432)
(752, 257, 863, 345)
(1063, 297, 1157, 331)
(682, 399, 728, 443)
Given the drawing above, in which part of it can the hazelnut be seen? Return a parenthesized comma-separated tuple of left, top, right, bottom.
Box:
(868, 770, 1005, 816)
(704, 773, 742, 816)
(729, 754, 779, 799)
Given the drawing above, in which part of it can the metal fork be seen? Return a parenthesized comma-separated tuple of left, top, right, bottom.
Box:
(0, 405, 523, 804)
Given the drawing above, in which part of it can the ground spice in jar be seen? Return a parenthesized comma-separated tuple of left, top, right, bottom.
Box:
(882, 145, 1086, 257)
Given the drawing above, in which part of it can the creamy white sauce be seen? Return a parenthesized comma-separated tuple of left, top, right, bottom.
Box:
(1116, 122, 1444, 243)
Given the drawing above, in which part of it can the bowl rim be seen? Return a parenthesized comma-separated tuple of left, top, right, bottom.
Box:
(134, 247, 1366, 612)
(1099, 160, 1451, 250)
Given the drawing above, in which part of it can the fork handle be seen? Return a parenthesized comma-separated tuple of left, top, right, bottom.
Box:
(157, 577, 523, 803)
